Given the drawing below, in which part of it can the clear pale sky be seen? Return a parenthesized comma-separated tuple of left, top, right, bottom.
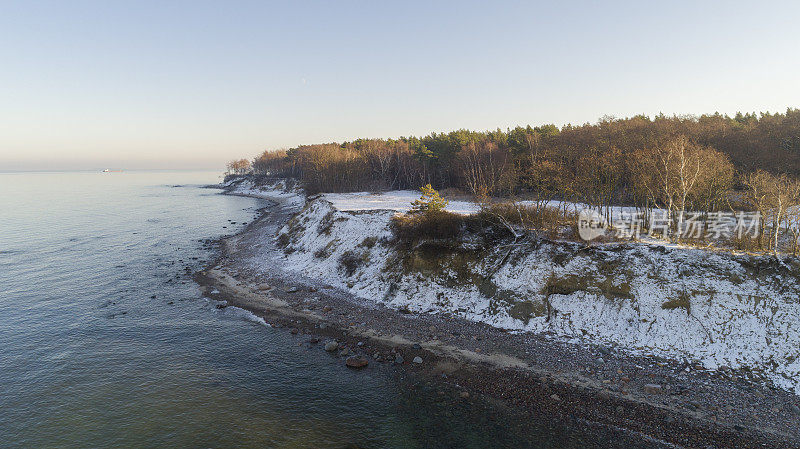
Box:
(2, 0, 799, 170)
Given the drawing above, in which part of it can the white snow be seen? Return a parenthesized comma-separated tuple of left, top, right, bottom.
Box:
(322, 190, 480, 214)
(247, 183, 800, 395)
(224, 177, 305, 211)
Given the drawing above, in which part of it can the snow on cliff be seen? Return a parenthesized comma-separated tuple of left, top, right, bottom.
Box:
(268, 191, 800, 395)
(222, 179, 800, 394)
(223, 176, 305, 211)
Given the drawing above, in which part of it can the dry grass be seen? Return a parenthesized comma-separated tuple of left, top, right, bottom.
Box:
(390, 210, 465, 242)
(390, 202, 581, 243)
(339, 249, 369, 276)
(472, 202, 580, 240)
(543, 273, 633, 300)
(662, 292, 692, 314)
(358, 236, 378, 248)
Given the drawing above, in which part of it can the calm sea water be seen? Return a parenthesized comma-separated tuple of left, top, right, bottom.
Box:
(0, 171, 655, 448)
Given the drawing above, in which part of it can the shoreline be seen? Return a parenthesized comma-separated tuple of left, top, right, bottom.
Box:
(197, 184, 800, 448)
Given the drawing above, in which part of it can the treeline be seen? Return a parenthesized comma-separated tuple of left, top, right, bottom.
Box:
(223, 109, 800, 252)
(248, 109, 800, 198)
(231, 109, 800, 251)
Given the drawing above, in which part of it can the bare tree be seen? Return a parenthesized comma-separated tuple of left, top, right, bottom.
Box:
(226, 159, 252, 175)
(783, 179, 800, 255)
(458, 140, 513, 196)
(746, 172, 800, 253)
(744, 171, 774, 250)
(631, 136, 731, 241)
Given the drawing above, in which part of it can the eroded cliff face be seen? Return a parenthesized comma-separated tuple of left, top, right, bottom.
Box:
(272, 196, 800, 395)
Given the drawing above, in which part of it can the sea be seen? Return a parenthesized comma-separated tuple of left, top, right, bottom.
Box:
(0, 170, 659, 448)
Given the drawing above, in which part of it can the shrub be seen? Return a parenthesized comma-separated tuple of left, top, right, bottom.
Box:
(391, 210, 464, 242)
(313, 240, 338, 259)
(317, 211, 336, 235)
(275, 233, 291, 248)
(339, 250, 368, 276)
(724, 233, 762, 253)
(662, 292, 691, 315)
(472, 202, 579, 240)
(358, 236, 378, 248)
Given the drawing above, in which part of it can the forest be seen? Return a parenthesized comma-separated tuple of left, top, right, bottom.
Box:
(229, 109, 800, 253)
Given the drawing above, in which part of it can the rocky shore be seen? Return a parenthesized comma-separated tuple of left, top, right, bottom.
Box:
(196, 180, 800, 448)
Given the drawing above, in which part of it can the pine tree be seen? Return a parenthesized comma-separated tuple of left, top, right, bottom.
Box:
(410, 184, 448, 214)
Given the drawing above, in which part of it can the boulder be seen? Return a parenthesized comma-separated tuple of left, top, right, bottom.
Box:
(345, 356, 369, 368)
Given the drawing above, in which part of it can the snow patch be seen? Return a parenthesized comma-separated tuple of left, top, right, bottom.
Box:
(322, 190, 480, 214)
(232, 181, 800, 395)
(269, 195, 800, 395)
(224, 177, 305, 211)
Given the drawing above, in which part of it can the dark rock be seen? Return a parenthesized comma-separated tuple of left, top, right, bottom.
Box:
(289, 328, 299, 335)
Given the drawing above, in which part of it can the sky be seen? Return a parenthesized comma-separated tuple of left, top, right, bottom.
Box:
(1, 0, 799, 170)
